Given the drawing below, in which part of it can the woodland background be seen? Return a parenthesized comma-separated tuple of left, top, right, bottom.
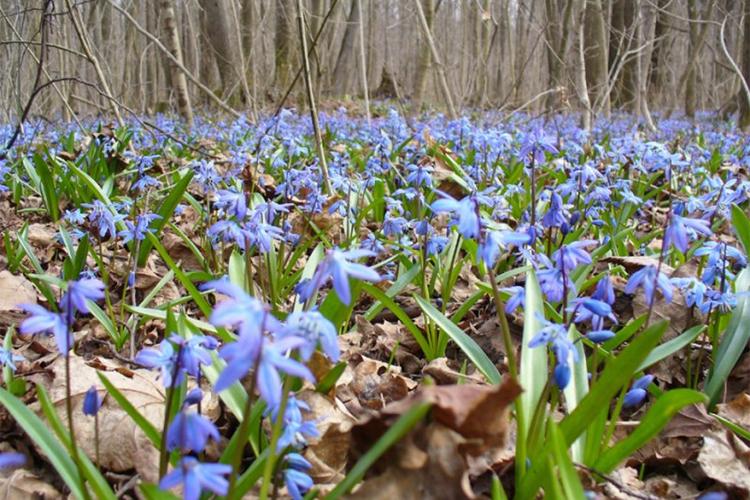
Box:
(2, 0, 750, 127)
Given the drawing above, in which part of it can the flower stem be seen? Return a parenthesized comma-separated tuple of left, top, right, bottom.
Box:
(66, 353, 91, 500)
(158, 344, 183, 479)
(258, 379, 292, 500)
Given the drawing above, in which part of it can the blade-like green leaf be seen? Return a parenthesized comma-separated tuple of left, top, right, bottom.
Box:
(0, 388, 84, 499)
(637, 325, 704, 372)
(594, 389, 706, 472)
(562, 325, 589, 463)
(520, 269, 547, 441)
(705, 268, 750, 408)
(413, 294, 501, 384)
(731, 204, 750, 257)
(549, 420, 586, 500)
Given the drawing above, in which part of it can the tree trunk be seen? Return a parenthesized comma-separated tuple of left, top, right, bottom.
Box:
(649, 0, 670, 103)
(160, 0, 193, 125)
(275, 0, 296, 90)
(199, 0, 237, 102)
(412, 0, 434, 109)
(609, 0, 637, 110)
(332, 0, 361, 95)
(740, 0, 750, 129)
(583, 0, 609, 114)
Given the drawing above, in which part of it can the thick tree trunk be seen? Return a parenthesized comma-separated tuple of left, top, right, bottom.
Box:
(275, 0, 296, 90)
(609, 0, 637, 110)
(199, 0, 237, 102)
(160, 0, 193, 125)
(332, 0, 361, 95)
(412, 0, 434, 109)
(584, 0, 609, 114)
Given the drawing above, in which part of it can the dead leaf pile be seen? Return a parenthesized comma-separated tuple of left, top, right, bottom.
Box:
(346, 379, 521, 499)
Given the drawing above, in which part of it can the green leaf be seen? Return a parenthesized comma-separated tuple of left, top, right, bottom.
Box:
(705, 268, 750, 408)
(0, 388, 85, 499)
(325, 403, 432, 499)
(549, 420, 586, 500)
(97, 373, 161, 447)
(137, 170, 193, 266)
(562, 325, 589, 463)
(228, 448, 270, 500)
(637, 325, 704, 372)
(519, 269, 547, 441)
(316, 361, 347, 394)
(712, 412, 750, 441)
(32, 153, 60, 221)
(139, 483, 181, 500)
(731, 204, 750, 256)
(517, 320, 667, 499)
(413, 294, 501, 384)
(594, 389, 706, 473)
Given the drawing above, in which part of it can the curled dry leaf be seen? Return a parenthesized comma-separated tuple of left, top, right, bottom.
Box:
(0, 469, 61, 499)
(348, 379, 521, 498)
(697, 431, 750, 493)
(422, 357, 485, 386)
(32, 354, 165, 483)
(298, 390, 355, 485)
(0, 270, 37, 326)
(716, 393, 750, 430)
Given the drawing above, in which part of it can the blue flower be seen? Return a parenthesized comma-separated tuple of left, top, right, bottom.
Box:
(625, 265, 673, 305)
(623, 374, 654, 408)
(502, 286, 525, 314)
(135, 340, 181, 387)
(255, 337, 315, 410)
(529, 317, 578, 389)
(159, 457, 231, 500)
(119, 213, 160, 243)
(169, 334, 218, 379)
(299, 248, 381, 306)
(283, 453, 314, 500)
(0, 452, 26, 470)
(593, 274, 615, 305)
(61, 278, 105, 316)
(552, 240, 596, 271)
(167, 410, 220, 453)
(664, 214, 712, 254)
(542, 192, 568, 229)
(83, 386, 103, 416)
(215, 189, 247, 219)
(281, 311, 339, 362)
(201, 279, 278, 339)
(83, 200, 123, 239)
(0, 347, 23, 372)
(18, 305, 71, 354)
(270, 395, 319, 451)
(430, 193, 482, 239)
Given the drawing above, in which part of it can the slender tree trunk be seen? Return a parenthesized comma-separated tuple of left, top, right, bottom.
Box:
(199, 0, 238, 102)
(160, 0, 193, 125)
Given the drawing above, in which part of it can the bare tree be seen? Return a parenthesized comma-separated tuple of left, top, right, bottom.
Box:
(160, 0, 193, 125)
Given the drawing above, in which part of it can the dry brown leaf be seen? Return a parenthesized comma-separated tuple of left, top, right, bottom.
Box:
(0, 469, 61, 499)
(716, 393, 750, 430)
(661, 403, 715, 438)
(298, 390, 355, 484)
(32, 355, 165, 483)
(697, 431, 750, 492)
(422, 358, 485, 386)
(0, 270, 37, 326)
(347, 379, 520, 499)
(345, 356, 415, 413)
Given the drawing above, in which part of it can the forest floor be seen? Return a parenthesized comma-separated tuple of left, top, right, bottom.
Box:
(0, 109, 749, 499)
